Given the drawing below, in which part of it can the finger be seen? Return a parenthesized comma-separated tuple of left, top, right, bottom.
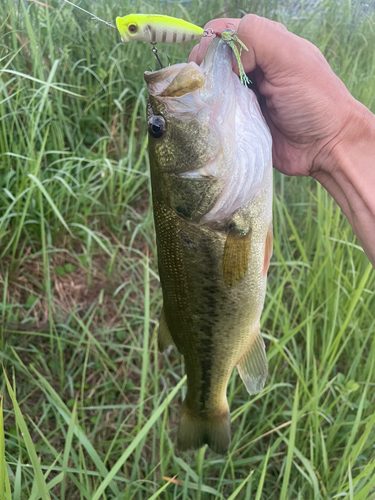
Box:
(236, 14, 321, 79)
(235, 15, 291, 75)
(188, 18, 240, 66)
(189, 44, 200, 64)
(189, 15, 303, 83)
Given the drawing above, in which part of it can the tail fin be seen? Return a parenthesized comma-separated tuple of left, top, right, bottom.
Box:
(177, 402, 231, 455)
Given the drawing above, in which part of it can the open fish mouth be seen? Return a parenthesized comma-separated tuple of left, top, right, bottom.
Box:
(144, 61, 205, 97)
(144, 37, 232, 120)
(144, 36, 222, 98)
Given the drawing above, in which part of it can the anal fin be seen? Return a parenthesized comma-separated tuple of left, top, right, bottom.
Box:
(236, 331, 268, 395)
(158, 308, 175, 352)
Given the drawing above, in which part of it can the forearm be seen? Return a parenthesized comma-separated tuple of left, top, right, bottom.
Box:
(313, 100, 375, 267)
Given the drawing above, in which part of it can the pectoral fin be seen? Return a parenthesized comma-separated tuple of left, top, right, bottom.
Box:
(236, 331, 268, 395)
(157, 308, 175, 352)
(222, 229, 251, 287)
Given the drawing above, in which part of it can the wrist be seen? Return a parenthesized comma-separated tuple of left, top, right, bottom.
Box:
(317, 98, 375, 174)
(312, 100, 375, 266)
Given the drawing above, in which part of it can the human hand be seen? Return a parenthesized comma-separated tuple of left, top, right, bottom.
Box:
(189, 15, 360, 178)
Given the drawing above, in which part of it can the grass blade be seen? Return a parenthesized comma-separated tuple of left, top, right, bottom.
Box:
(3, 368, 51, 500)
(227, 470, 254, 500)
(0, 395, 12, 500)
(30, 367, 120, 497)
(91, 376, 187, 500)
(27, 174, 71, 234)
(280, 380, 300, 500)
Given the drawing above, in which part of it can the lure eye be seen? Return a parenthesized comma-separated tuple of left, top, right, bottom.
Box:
(128, 24, 138, 34)
(148, 116, 166, 138)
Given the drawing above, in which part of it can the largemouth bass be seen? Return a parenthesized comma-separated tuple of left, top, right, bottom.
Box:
(144, 37, 273, 454)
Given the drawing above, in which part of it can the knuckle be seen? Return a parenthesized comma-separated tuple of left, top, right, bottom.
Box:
(203, 20, 216, 29)
(303, 39, 325, 60)
(241, 14, 288, 35)
(272, 21, 288, 32)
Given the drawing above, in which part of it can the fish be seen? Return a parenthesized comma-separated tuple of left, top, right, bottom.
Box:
(144, 36, 273, 454)
(116, 14, 204, 44)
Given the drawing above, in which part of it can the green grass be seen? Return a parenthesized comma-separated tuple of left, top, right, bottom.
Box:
(1, 0, 375, 498)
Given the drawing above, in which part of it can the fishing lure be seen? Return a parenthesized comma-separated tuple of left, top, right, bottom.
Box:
(116, 14, 205, 69)
(116, 14, 204, 44)
(116, 15, 249, 84)
(60, 2, 249, 84)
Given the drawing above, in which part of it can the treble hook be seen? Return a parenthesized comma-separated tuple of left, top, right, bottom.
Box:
(150, 43, 164, 69)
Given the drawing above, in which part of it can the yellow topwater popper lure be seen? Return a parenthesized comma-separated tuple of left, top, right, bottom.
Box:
(116, 14, 250, 85)
(116, 14, 204, 44)
(60, 2, 250, 85)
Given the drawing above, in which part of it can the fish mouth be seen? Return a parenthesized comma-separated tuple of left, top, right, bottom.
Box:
(145, 62, 205, 97)
(144, 37, 227, 99)
(144, 37, 233, 119)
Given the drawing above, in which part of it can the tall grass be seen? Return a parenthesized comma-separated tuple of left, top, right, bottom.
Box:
(1, 0, 375, 498)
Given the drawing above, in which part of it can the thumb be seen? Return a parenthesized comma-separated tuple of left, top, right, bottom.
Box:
(237, 14, 333, 85)
(235, 14, 292, 75)
(190, 15, 309, 82)
(189, 18, 240, 66)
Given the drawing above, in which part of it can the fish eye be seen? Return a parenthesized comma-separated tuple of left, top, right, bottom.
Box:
(148, 116, 166, 138)
(128, 24, 138, 34)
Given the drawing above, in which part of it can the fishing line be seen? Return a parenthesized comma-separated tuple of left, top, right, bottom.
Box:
(60, 0, 116, 29)
(59, 1, 167, 67)
(58, 4, 249, 77)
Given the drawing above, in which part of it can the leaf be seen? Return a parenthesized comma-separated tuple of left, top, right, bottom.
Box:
(227, 470, 254, 500)
(346, 380, 359, 392)
(26, 295, 38, 308)
(27, 174, 71, 234)
(0, 69, 83, 97)
(3, 369, 51, 500)
(64, 264, 76, 273)
(91, 376, 187, 500)
(30, 368, 120, 497)
(0, 396, 12, 500)
(54, 266, 65, 276)
(280, 380, 300, 500)
(116, 330, 126, 342)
